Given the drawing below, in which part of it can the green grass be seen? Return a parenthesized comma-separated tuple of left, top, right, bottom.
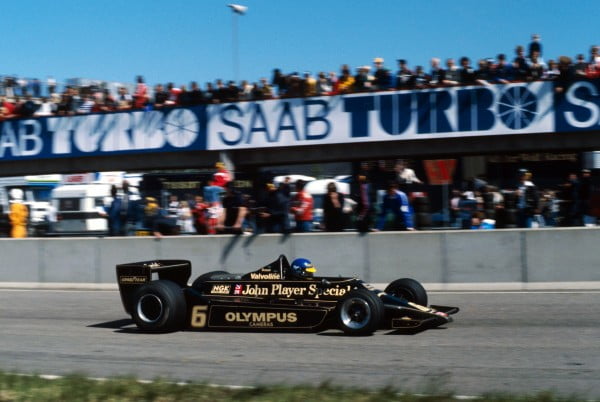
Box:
(0, 371, 590, 402)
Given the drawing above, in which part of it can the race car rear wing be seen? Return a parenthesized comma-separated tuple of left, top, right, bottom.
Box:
(116, 260, 191, 314)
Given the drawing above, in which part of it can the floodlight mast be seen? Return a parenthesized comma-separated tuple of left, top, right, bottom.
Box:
(227, 4, 248, 81)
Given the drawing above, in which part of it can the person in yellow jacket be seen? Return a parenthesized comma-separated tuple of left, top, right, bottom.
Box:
(9, 188, 28, 238)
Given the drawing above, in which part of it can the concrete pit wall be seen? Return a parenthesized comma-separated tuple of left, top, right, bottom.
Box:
(0, 228, 599, 285)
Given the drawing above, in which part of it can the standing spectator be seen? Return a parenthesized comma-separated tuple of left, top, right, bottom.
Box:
(176, 201, 194, 233)
(104, 185, 122, 236)
(475, 59, 494, 85)
(290, 179, 313, 232)
(458, 191, 478, 229)
(9, 189, 28, 238)
(323, 182, 345, 232)
(513, 45, 530, 81)
(395, 59, 414, 89)
(353, 66, 371, 92)
(328, 72, 339, 94)
(258, 78, 273, 99)
(444, 58, 460, 85)
(376, 182, 414, 231)
(31, 78, 41, 98)
(492, 54, 512, 84)
(574, 54, 588, 78)
(220, 183, 247, 234)
(449, 189, 462, 227)
(337, 65, 355, 94)
(302, 72, 317, 97)
(527, 50, 546, 81)
(213, 161, 232, 187)
(133, 76, 148, 109)
(191, 195, 208, 234)
(47, 76, 56, 96)
(34, 97, 55, 116)
(429, 58, 446, 86)
(413, 66, 429, 88)
(566, 173, 582, 226)
(119, 180, 138, 235)
(580, 169, 594, 226)
(18, 96, 38, 117)
(203, 179, 225, 234)
(116, 87, 132, 109)
(543, 60, 560, 80)
(316, 72, 332, 95)
(528, 34, 542, 59)
(517, 169, 539, 228)
(372, 57, 391, 90)
(271, 68, 287, 97)
(351, 173, 375, 233)
(459, 57, 477, 85)
(188, 81, 204, 105)
(166, 194, 180, 221)
(17, 77, 28, 96)
(77, 96, 94, 114)
(555, 56, 576, 94)
(153, 84, 169, 108)
(259, 182, 290, 233)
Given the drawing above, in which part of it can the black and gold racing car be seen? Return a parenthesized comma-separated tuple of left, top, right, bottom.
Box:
(116, 255, 458, 336)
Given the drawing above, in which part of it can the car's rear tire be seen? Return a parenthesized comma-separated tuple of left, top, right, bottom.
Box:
(336, 289, 384, 336)
(384, 278, 428, 306)
(132, 280, 186, 332)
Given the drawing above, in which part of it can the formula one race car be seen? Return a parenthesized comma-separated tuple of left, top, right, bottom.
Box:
(116, 255, 458, 336)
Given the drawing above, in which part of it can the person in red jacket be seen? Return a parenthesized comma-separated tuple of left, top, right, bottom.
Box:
(212, 162, 231, 187)
(290, 180, 313, 232)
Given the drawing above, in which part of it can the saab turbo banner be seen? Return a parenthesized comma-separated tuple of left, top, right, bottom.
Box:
(1, 80, 600, 161)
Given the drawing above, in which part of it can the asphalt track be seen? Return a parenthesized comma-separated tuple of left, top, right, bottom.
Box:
(1, 289, 599, 398)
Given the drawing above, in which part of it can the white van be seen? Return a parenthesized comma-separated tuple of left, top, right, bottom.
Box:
(50, 184, 113, 236)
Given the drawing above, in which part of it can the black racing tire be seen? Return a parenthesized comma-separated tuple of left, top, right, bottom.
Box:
(191, 270, 230, 288)
(336, 289, 384, 336)
(131, 280, 186, 333)
(384, 278, 428, 306)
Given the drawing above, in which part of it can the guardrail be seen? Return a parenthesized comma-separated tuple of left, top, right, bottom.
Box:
(0, 228, 598, 285)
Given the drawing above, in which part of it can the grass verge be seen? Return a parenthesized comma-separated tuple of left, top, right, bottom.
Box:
(0, 371, 590, 402)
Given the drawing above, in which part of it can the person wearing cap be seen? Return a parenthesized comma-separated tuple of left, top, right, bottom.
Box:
(373, 57, 391, 90)
(9, 188, 28, 238)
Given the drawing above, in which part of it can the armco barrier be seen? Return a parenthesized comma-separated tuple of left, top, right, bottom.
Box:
(0, 228, 599, 285)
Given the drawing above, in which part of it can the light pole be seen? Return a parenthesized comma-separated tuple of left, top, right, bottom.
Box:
(227, 4, 247, 82)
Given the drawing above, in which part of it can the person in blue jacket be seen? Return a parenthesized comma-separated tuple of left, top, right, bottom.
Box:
(376, 182, 415, 231)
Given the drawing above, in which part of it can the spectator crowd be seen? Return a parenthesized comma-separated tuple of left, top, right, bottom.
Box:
(2, 36, 600, 120)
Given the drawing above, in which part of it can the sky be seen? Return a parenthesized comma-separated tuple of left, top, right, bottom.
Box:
(1, 0, 599, 89)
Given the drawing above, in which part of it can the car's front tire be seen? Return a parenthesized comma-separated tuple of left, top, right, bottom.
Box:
(385, 278, 428, 306)
(336, 289, 384, 336)
(131, 280, 186, 332)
